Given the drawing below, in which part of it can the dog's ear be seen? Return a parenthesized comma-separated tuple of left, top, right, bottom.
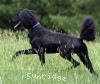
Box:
(18, 9, 38, 28)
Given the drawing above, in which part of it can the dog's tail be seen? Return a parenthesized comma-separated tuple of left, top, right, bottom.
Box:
(80, 16, 96, 41)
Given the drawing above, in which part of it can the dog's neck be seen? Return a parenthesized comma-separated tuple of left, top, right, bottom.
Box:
(27, 22, 41, 38)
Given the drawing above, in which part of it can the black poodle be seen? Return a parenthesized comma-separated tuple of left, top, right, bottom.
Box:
(9, 9, 97, 76)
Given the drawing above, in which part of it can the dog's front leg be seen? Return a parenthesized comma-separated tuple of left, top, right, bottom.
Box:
(11, 49, 36, 60)
(37, 47, 45, 66)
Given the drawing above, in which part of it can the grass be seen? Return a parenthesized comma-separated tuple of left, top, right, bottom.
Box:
(0, 29, 100, 84)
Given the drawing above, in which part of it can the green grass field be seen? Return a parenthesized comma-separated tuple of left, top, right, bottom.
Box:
(0, 30, 100, 84)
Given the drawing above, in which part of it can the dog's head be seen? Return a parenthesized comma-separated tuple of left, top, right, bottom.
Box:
(9, 9, 38, 30)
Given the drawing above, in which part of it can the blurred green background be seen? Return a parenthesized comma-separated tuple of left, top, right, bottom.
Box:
(0, 0, 100, 33)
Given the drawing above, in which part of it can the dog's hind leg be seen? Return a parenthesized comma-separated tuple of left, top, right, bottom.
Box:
(37, 47, 45, 66)
(11, 49, 36, 60)
(62, 54, 80, 69)
(77, 52, 98, 76)
(59, 47, 80, 69)
(66, 54, 80, 69)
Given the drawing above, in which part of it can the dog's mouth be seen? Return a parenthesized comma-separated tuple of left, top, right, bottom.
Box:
(14, 21, 21, 29)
